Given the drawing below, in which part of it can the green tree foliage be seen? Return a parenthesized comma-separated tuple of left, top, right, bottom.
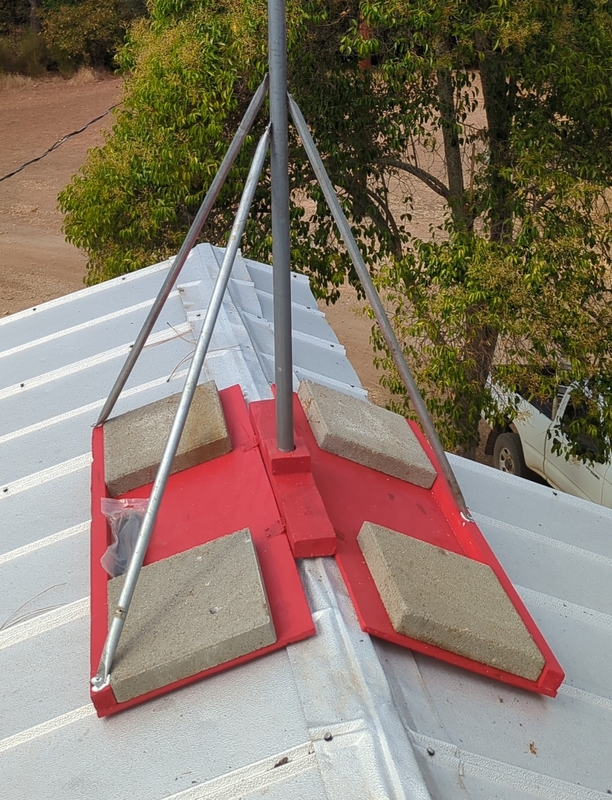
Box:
(0, 0, 146, 74)
(43, 0, 125, 69)
(60, 1, 269, 276)
(60, 0, 612, 458)
(0, 1, 31, 35)
(0, 0, 44, 73)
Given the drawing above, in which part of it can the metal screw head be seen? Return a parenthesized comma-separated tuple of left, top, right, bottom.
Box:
(90, 673, 110, 692)
(426, 747, 435, 757)
(323, 732, 333, 742)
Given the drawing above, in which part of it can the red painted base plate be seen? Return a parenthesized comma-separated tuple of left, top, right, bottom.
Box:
(90, 385, 315, 717)
(281, 393, 564, 697)
(250, 400, 336, 557)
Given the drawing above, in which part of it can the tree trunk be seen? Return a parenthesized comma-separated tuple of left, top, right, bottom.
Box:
(29, 0, 42, 34)
(358, 19, 372, 71)
(477, 37, 516, 245)
(436, 67, 468, 230)
(455, 319, 499, 459)
(449, 37, 516, 457)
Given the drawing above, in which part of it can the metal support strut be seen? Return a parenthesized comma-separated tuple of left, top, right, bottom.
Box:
(95, 75, 269, 427)
(92, 5, 471, 690)
(268, 0, 294, 452)
(288, 94, 471, 519)
(91, 126, 272, 690)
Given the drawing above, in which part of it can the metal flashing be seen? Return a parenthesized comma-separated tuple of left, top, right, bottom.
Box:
(1, 245, 610, 799)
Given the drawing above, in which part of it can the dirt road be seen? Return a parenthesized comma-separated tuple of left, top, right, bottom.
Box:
(0, 72, 122, 316)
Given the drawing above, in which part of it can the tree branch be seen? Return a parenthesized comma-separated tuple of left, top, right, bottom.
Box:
(365, 186, 404, 260)
(380, 158, 450, 201)
(531, 190, 555, 214)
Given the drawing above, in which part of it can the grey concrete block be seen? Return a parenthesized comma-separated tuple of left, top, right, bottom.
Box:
(298, 380, 436, 488)
(104, 380, 231, 496)
(358, 522, 545, 680)
(108, 528, 277, 703)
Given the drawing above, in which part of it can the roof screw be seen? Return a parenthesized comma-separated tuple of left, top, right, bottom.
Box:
(2, 487, 8, 493)
(323, 732, 333, 742)
(20, 383, 25, 388)
(427, 748, 435, 757)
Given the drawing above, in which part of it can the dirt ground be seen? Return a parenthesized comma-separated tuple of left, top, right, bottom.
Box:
(0, 71, 122, 315)
(0, 72, 491, 463)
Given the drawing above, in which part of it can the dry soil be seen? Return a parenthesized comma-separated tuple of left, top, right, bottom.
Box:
(0, 72, 122, 316)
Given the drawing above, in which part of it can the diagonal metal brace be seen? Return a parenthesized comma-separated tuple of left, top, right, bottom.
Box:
(287, 93, 472, 520)
(96, 75, 270, 427)
(91, 126, 272, 692)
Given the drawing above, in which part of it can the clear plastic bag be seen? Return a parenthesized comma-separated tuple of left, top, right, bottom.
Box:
(100, 498, 148, 578)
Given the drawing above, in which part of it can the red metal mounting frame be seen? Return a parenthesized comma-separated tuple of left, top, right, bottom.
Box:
(249, 393, 565, 697)
(91, 385, 564, 714)
(90, 385, 315, 717)
(250, 400, 336, 557)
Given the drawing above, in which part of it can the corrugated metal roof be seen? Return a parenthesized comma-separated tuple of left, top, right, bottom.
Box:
(1, 243, 611, 799)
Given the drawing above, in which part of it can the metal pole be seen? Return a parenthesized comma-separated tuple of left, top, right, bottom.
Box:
(92, 126, 272, 691)
(288, 95, 471, 519)
(96, 75, 270, 427)
(268, 0, 294, 452)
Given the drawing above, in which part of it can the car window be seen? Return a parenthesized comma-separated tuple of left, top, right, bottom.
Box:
(557, 391, 608, 464)
(531, 397, 554, 419)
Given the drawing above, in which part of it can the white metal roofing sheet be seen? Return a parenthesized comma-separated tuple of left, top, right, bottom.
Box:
(1, 244, 611, 799)
(379, 456, 612, 799)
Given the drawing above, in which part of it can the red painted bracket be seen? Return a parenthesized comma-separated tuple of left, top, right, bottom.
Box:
(287, 393, 565, 697)
(250, 400, 337, 557)
(90, 385, 315, 717)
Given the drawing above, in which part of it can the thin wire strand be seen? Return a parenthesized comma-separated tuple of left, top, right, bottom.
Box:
(0, 103, 122, 183)
(1, 583, 67, 630)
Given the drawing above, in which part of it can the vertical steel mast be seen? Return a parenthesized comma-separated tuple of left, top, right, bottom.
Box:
(268, 0, 294, 452)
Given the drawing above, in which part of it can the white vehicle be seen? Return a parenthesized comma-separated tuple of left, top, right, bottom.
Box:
(486, 381, 612, 508)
